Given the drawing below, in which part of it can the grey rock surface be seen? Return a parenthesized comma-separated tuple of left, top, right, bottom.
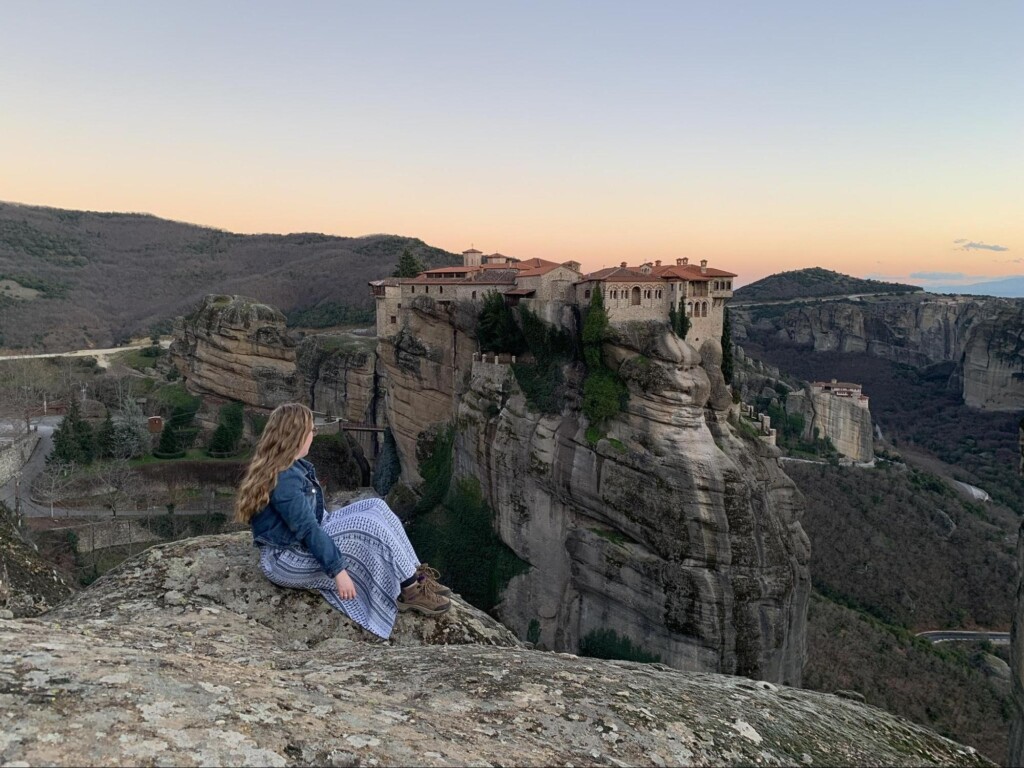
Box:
(169, 294, 298, 409)
(732, 294, 1024, 412)
(378, 304, 811, 684)
(0, 535, 993, 767)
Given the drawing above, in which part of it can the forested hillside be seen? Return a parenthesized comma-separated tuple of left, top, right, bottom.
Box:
(735, 267, 919, 302)
(0, 202, 459, 350)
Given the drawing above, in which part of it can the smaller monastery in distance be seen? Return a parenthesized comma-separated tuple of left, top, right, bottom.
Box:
(810, 379, 870, 410)
(371, 248, 736, 346)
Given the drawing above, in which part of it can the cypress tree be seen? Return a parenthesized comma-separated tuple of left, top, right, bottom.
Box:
(721, 308, 734, 384)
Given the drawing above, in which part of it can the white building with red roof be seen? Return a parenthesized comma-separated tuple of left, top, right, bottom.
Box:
(371, 249, 736, 346)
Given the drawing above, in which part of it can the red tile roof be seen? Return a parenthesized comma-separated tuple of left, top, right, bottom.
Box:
(581, 267, 666, 283)
(649, 264, 737, 280)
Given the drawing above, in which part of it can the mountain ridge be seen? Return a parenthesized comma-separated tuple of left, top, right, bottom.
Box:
(735, 267, 921, 302)
(0, 201, 460, 351)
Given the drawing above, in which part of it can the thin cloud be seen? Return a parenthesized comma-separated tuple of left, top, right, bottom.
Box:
(954, 240, 1009, 252)
(911, 271, 965, 280)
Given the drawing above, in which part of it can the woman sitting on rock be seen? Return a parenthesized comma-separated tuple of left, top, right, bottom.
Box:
(234, 402, 450, 638)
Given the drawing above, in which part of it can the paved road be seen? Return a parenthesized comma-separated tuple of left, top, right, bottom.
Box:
(0, 417, 59, 517)
(916, 630, 1010, 646)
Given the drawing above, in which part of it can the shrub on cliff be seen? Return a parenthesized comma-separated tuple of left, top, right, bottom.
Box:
(477, 292, 524, 355)
(580, 291, 627, 431)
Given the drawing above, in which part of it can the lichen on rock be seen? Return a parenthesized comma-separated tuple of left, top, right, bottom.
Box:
(0, 535, 994, 767)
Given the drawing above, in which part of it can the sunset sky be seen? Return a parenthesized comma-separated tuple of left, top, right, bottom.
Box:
(2, 1, 1021, 286)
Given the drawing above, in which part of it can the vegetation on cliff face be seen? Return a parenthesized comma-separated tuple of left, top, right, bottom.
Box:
(806, 593, 1011, 763)
(406, 426, 528, 612)
(581, 290, 627, 437)
(789, 461, 1016, 630)
(787, 458, 1016, 763)
(734, 267, 920, 302)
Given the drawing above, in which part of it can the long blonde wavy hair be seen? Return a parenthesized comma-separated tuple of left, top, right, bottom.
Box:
(234, 403, 313, 524)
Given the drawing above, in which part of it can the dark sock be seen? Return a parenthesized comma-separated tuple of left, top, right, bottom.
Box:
(400, 575, 417, 589)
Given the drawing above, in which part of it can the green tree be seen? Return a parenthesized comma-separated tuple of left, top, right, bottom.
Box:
(477, 291, 524, 354)
(96, 413, 116, 459)
(668, 305, 690, 339)
(48, 400, 95, 466)
(207, 401, 244, 456)
(392, 248, 425, 278)
(721, 307, 734, 384)
(582, 288, 609, 370)
(580, 289, 627, 429)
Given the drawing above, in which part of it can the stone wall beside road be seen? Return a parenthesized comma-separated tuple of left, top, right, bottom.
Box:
(0, 433, 40, 489)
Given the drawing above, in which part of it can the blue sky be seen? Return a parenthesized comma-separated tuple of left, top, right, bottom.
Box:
(2, 1, 1021, 285)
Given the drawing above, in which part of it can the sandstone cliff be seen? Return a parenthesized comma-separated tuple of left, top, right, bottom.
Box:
(170, 295, 380, 423)
(0, 534, 992, 767)
(734, 295, 1024, 412)
(170, 295, 298, 409)
(378, 300, 810, 685)
(295, 333, 377, 423)
(785, 389, 874, 462)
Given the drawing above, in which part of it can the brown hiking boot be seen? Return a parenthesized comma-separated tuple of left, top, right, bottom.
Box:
(415, 563, 452, 596)
(398, 579, 450, 616)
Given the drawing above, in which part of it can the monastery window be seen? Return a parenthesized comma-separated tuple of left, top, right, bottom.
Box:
(644, 289, 650, 299)
(397, 303, 402, 309)
(439, 286, 444, 294)
(390, 316, 396, 324)
(656, 289, 662, 299)
(611, 289, 618, 299)
(472, 291, 477, 299)
(631, 286, 641, 305)
(687, 301, 693, 315)
(702, 301, 709, 317)
(425, 286, 429, 294)
(411, 286, 416, 293)
(584, 289, 591, 299)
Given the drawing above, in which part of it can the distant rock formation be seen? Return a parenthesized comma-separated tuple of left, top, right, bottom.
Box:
(295, 333, 377, 422)
(378, 299, 810, 684)
(0, 534, 992, 767)
(785, 387, 874, 462)
(170, 294, 297, 409)
(733, 295, 1024, 412)
(169, 295, 378, 424)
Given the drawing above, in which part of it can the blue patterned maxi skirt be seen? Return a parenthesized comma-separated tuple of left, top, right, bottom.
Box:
(258, 497, 419, 639)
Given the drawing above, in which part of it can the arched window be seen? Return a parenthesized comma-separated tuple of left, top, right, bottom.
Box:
(631, 286, 641, 305)
(439, 286, 444, 294)
(611, 290, 618, 299)
(686, 301, 693, 315)
(411, 286, 416, 293)
(702, 301, 708, 317)
(585, 289, 591, 299)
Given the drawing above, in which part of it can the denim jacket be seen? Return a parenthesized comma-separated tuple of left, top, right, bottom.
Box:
(250, 458, 346, 578)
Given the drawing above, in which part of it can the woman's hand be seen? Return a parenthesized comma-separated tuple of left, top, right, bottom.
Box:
(335, 569, 356, 601)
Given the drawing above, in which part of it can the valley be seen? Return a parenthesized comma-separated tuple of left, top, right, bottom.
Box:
(0, 226, 1020, 763)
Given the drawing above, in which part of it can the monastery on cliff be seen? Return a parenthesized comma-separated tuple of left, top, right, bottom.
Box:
(371, 248, 736, 347)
